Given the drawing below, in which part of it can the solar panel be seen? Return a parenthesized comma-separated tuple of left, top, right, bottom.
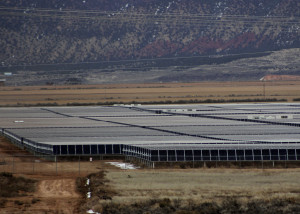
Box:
(0, 104, 299, 162)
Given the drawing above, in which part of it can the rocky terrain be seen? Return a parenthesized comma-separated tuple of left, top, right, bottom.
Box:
(0, 0, 299, 85)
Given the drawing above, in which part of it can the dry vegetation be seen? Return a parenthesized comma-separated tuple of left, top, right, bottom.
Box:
(1, 81, 300, 106)
(81, 168, 300, 214)
(0, 172, 36, 198)
(105, 169, 300, 203)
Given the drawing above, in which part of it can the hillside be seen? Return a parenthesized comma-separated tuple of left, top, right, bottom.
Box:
(260, 74, 300, 81)
(0, 0, 300, 85)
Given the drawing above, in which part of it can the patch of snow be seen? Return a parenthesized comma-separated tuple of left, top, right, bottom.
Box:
(167, 1, 175, 10)
(87, 192, 91, 198)
(14, 120, 24, 123)
(106, 162, 139, 169)
(167, 2, 171, 9)
(87, 209, 100, 214)
(155, 8, 160, 15)
(86, 178, 90, 186)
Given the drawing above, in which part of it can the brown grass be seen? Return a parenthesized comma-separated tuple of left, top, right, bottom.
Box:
(1, 81, 300, 106)
(104, 168, 300, 205)
(80, 167, 300, 213)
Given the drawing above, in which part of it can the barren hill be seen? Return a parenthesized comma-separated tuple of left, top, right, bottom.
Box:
(260, 75, 300, 81)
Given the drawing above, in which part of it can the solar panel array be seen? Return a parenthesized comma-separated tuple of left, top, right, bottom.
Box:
(1, 103, 300, 162)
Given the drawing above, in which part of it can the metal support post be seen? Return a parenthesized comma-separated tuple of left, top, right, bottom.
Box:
(285, 155, 287, 168)
(12, 157, 14, 173)
(78, 156, 81, 175)
(56, 157, 58, 175)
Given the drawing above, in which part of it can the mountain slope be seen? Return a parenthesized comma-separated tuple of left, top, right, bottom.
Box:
(0, 0, 299, 85)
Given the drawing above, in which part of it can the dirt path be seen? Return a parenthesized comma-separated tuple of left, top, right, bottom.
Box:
(31, 178, 80, 214)
(37, 179, 79, 198)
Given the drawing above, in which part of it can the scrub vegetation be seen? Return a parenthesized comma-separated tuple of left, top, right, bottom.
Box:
(77, 168, 300, 213)
(0, 172, 36, 198)
(97, 197, 300, 214)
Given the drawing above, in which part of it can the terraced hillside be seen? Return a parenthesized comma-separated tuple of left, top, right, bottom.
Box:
(0, 0, 299, 85)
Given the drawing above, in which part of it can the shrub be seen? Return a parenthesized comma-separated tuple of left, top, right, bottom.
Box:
(14, 200, 23, 206)
(0, 172, 12, 177)
(31, 198, 40, 204)
(0, 199, 7, 208)
(0, 173, 36, 197)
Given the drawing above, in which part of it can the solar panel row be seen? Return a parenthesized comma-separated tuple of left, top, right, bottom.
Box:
(124, 145, 300, 162)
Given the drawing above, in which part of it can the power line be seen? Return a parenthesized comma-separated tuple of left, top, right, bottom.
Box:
(0, 12, 298, 34)
(0, 6, 298, 34)
(0, 50, 275, 69)
(0, 6, 299, 21)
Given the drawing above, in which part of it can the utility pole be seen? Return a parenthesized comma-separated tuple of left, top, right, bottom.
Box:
(263, 81, 266, 100)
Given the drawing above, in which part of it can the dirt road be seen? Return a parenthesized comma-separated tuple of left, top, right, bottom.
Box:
(32, 179, 80, 214)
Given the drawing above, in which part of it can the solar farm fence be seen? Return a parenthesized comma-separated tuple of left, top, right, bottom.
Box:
(0, 155, 121, 175)
(1, 154, 300, 175)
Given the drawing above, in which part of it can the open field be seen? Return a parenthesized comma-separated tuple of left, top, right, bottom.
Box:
(1, 81, 300, 106)
(105, 168, 300, 204)
(92, 168, 300, 213)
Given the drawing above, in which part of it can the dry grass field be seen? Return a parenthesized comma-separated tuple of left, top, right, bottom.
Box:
(83, 167, 300, 213)
(105, 169, 300, 204)
(1, 81, 300, 106)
